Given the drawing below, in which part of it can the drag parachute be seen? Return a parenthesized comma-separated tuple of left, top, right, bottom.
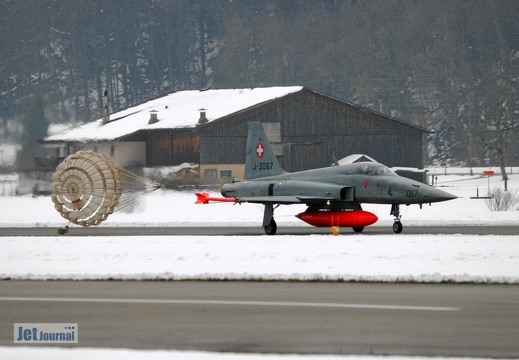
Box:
(51, 150, 160, 226)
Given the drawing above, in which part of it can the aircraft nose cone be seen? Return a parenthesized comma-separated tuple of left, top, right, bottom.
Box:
(423, 187, 457, 202)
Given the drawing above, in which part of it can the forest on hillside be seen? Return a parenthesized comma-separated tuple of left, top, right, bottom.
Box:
(1, 0, 519, 167)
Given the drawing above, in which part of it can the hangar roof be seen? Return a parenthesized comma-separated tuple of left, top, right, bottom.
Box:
(43, 87, 303, 142)
(43, 86, 432, 143)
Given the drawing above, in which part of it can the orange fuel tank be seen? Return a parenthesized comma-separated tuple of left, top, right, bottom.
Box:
(296, 210, 378, 227)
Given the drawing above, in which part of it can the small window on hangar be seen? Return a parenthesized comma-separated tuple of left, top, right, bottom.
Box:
(220, 169, 232, 179)
(204, 169, 217, 179)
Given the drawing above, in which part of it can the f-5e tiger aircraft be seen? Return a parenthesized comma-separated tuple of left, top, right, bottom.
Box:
(218, 121, 457, 235)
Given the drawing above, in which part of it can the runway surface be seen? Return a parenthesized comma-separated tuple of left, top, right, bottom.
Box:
(2, 225, 519, 236)
(1, 281, 518, 357)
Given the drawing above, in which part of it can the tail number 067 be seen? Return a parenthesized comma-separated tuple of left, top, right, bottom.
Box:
(253, 162, 274, 171)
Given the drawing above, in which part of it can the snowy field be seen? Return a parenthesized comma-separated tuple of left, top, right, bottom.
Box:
(1, 169, 519, 359)
(0, 348, 506, 360)
(1, 169, 518, 283)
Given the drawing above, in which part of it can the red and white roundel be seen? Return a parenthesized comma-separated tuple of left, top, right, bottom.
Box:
(255, 143, 265, 158)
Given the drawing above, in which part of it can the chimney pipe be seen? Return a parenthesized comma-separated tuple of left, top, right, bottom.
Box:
(149, 110, 159, 124)
(102, 90, 110, 124)
(198, 108, 208, 124)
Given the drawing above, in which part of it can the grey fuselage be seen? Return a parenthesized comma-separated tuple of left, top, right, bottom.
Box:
(221, 161, 456, 206)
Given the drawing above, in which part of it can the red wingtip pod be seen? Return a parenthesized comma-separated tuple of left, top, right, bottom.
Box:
(295, 210, 378, 228)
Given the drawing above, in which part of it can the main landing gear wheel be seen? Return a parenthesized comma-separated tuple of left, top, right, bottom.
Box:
(392, 221, 403, 233)
(264, 219, 277, 235)
(352, 226, 364, 233)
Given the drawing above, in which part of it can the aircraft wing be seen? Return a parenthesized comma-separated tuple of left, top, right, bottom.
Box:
(237, 195, 334, 204)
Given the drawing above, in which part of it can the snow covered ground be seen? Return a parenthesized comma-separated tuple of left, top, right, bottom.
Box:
(1, 170, 519, 359)
(0, 347, 504, 360)
(1, 169, 519, 284)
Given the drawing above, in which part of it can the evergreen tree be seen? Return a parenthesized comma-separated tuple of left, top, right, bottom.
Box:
(22, 93, 48, 142)
(18, 93, 49, 170)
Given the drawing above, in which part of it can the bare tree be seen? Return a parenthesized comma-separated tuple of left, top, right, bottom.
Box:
(479, 78, 519, 191)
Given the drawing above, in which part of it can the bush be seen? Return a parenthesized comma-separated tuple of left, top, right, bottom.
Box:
(485, 188, 519, 211)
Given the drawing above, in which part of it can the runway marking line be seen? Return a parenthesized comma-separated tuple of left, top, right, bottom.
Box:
(0, 297, 460, 312)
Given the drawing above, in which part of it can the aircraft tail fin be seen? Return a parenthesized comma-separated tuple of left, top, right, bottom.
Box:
(244, 121, 286, 179)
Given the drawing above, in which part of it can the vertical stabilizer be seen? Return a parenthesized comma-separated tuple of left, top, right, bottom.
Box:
(244, 121, 286, 179)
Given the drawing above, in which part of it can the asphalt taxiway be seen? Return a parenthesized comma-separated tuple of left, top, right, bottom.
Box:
(2, 225, 518, 357)
(1, 281, 518, 357)
(1, 225, 519, 236)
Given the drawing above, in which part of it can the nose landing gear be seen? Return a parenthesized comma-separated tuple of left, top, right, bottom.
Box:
(390, 204, 403, 233)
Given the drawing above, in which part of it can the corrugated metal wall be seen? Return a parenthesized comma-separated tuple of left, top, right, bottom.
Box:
(199, 89, 425, 174)
(145, 130, 199, 166)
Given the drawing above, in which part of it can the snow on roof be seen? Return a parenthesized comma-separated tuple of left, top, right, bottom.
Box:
(43, 87, 303, 142)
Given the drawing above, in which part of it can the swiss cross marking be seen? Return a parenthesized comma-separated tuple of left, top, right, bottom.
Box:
(256, 143, 264, 158)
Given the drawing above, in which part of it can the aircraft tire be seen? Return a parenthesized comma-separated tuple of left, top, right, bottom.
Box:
(264, 219, 277, 235)
(392, 221, 403, 233)
(352, 226, 364, 233)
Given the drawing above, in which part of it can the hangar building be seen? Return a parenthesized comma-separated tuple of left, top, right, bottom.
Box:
(196, 87, 430, 181)
(41, 86, 431, 183)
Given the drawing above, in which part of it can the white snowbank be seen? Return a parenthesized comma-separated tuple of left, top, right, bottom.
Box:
(0, 347, 502, 360)
(1, 172, 518, 283)
(1, 234, 518, 283)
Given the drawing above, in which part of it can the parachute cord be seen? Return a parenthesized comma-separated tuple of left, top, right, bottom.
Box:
(115, 195, 145, 212)
(116, 165, 160, 189)
(112, 165, 162, 213)
(114, 187, 159, 213)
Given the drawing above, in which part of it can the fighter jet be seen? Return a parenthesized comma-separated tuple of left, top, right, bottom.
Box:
(220, 121, 457, 235)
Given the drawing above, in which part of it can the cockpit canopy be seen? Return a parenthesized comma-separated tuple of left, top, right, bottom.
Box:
(347, 162, 396, 176)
